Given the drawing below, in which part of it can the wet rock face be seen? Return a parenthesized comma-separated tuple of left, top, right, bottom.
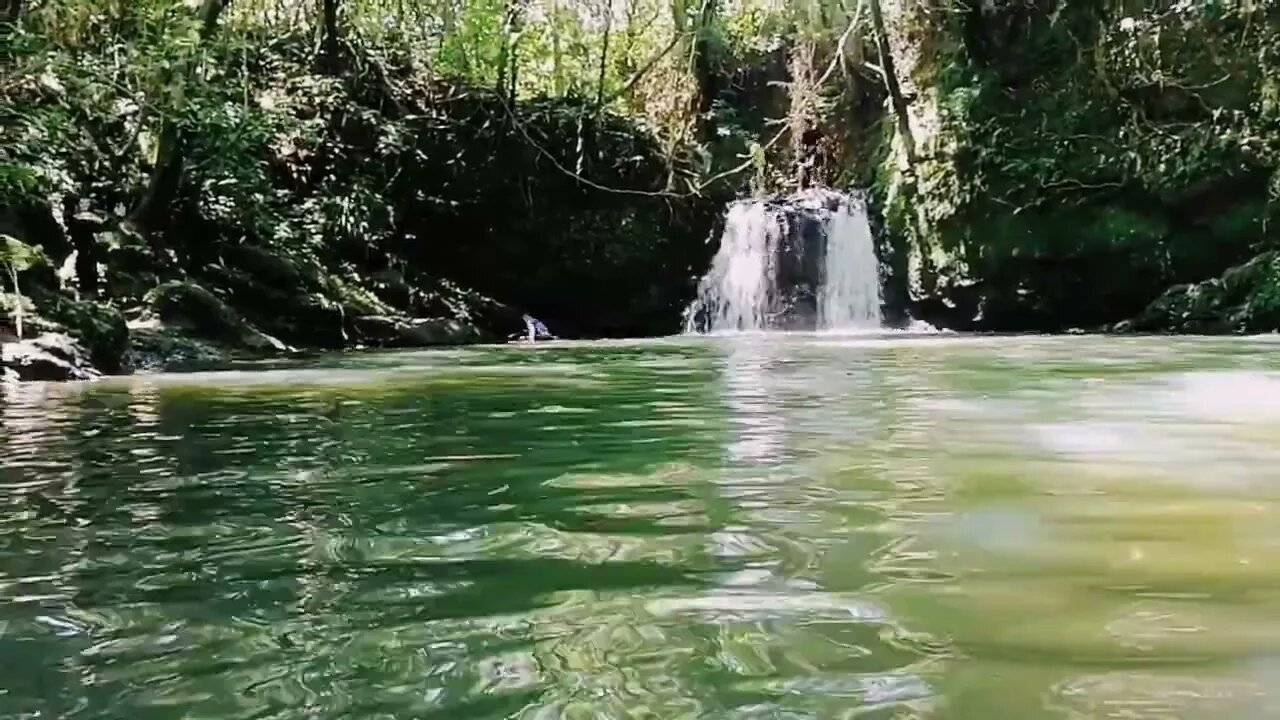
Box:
(1, 333, 100, 382)
(746, 190, 850, 330)
(767, 194, 836, 330)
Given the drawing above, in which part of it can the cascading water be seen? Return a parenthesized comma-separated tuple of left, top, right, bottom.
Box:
(684, 189, 883, 333)
(684, 202, 785, 332)
(817, 195, 882, 329)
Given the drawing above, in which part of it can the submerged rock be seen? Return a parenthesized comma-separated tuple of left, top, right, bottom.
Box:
(1, 333, 100, 382)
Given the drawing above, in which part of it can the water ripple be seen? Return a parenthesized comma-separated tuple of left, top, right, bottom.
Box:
(3, 335, 1280, 717)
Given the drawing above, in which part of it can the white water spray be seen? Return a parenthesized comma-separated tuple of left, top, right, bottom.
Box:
(817, 194, 882, 330)
(684, 189, 882, 333)
(684, 202, 785, 332)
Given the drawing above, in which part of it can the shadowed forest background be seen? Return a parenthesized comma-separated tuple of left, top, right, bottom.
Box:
(4, 0, 1280, 377)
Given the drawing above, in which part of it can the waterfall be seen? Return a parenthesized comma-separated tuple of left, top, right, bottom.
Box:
(684, 189, 882, 333)
(818, 194, 882, 329)
(684, 202, 784, 333)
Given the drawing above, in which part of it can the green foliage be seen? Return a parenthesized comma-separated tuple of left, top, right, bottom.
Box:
(2, 0, 763, 346)
(0, 234, 40, 339)
(0, 235, 39, 273)
(882, 1, 1280, 329)
(0, 164, 46, 203)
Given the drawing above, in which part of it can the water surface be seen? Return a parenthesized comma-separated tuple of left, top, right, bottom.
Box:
(4, 333, 1280, 718)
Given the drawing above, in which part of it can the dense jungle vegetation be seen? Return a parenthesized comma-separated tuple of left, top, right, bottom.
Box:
(3, 0, 1280, 377)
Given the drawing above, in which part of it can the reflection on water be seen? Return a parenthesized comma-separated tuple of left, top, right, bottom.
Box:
(3, 335, 1280, 718)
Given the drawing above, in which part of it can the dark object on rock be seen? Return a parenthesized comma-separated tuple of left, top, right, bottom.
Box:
(1, 333, 100, 382)
(68, 211, 108, 297)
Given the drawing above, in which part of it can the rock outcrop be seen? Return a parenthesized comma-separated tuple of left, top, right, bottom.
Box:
(1117, 252, 1280, 334)
(1, 333, 100, 382)
(145, 280, 288, 352)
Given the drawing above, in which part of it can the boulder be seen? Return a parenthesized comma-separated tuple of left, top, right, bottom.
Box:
(224, 244, 309, 289)
(1, 333, 100, 382)
(351, 314, 484, 347)
(350, 314, 403, 345)
(196, 265, 345, 348)
(103, 233, 165, 302)
(399, 317, 483, 345)
(2, 286, 128, 374)
(37, 294, 128, 373)
(146, 280, 287, 352)
(1119, 251, 1280, 334)
(124, 321, 230, 373)
(0, 199, 69, 262)
(147, 280, 244, 340)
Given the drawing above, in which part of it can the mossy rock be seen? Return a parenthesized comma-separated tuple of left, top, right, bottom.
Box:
(145, 280, 286, 352)
(40, 296, 128, 373)
(146, 280, 245, 341)
(196, 265, 345, 347)
(103, 237, 165, 302)
(6, 285, 129, 374)
(224, 244, 313, 290)
(1123, 251, 1280, 333)
(249, 290, 346, 348)
(125, 322, 230, 373)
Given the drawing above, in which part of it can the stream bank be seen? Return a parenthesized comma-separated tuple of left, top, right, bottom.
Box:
(3, 31, 723, 380)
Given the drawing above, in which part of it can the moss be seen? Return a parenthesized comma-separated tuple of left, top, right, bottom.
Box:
(870, 3, 1280, 330)
(1122, 251, 1280, 333)
(39, 296, 128, 373)
(124, 323, 229, 373)
(146, 280, 252, 344)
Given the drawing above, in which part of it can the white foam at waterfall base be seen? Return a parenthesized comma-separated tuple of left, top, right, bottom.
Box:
(683, 190, 882, 333)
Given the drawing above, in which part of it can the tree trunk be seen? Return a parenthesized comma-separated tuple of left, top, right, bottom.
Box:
(867, 0, 917, 168)
(550, 0, 564, 94)
(7, 264, 21, 340)
(867, 0, 932, 296)
(127, 0, 231, 238)
(1, 0, 22, 37)
(319, 0, 341, 72)
(595, 0, 612, 105)
(68, 217, 101, 298)
(789, 40, 818, 189)
(690, 0, 720, 143)
(497, 0, 522, 100)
